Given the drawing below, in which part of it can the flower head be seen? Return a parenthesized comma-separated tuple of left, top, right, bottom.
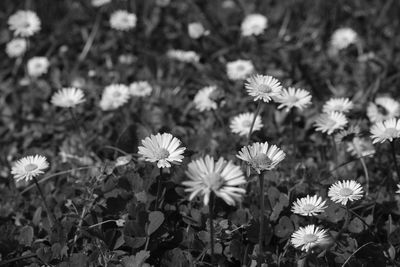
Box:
(322, 97, 353, 114)
(193, 86, 218, 112)
(370, 118, 400, 144)
(237, 142, 285, 173)
(241, 14, 268, 37)
(330, 27, 358, 51)
(276, 87, 312, 111)
(367, 96, 400, 123)
(110, 10, 137, 31)
(291, 225, 329, 252)
(167, 49, 200, 63)
(8, 10, 41, 37)
(245, 74, 282, 102)
(230, 112, 263, 137)
(314, 112, 348, 135)
(27, 57, 50, 77)
(6, 38, 27, 58)
(346, 137, 375, 158)
(182, 155, 246, 206)
(99, 84, 130, 111)
(51, 87, 85, 108)
(92, 0, 111, 7)
(188, 22, 208, 39)
(226, 59, 254, 81)
(291, 195, 327, 217)
(138, 133, 186, 168)
(334, 125, 360, 143)
(129, 81, 153, 97)
(11, 155, 49, 182)
(328, 180, 364, 205)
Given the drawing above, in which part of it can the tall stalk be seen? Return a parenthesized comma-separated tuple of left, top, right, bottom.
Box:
(390, 140, 400, 182)
(33, 176, 55, 227)
(209, 192, 216, 266)
(154, 168, 163, 210)
(247, 101, 262, 144)
(290, 109, 297, 158)
(257, 172, 265, 267)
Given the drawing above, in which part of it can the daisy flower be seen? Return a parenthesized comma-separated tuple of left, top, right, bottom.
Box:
(396, 184, 400, 194)
(99, 84, 130, 111)
(322, 97, 353, 114)
(51, 87, 85, 108)
(346, 137, 375, 158)
(276, 87, 312, 111)
(291, 195, 327, 217)
(129, 81, 153, 97)
(8, 10, 41, 37)
(110, 10, 137, 31)
(314, 112, 348, 135)
(92, 0, 111, 7)
(138, 133, 186, 168)
(370, 118, 400, 144)
(193, 86, 218, 112)
(6, 38, 27, 58)
(241, 14, 268, 37)
(226, 59, 255, 81)
(236, 142, 285, 173)
(167, 49, 200, 63)
(334, 125, 360, 143)
(188, 22, 208, 39)
(328, 180, 364, 206)
(291, 225, 329, 252)
(245, 74, 282, 102)
(11, 155, 49, 182)
(182, 155, 246, 206)
(230, 112, 263, 137)
(27, 57, 50, 77)
(330, 28, 358, 51)
(367, 96, 400, 123)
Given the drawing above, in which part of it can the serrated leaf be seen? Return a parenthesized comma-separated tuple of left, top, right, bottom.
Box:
(147, 211, 164, 236)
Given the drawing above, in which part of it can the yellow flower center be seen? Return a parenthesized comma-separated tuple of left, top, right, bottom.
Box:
(112, 91, 121, 98)
(252, 153, 273, 170)
(302, 204, 316, 212)
(154, 148, 170, 160)
(257, 84, 272, 94)
(287, 96, 299, 104)
(325, 117, 337, 129)
(338, 187, 353, 197)
(24, 163, 38, 172)
(207, 173, 224, 191)
(384, 128, 399, 138)
(242, 119, 253, 128)
(303, 234, 318, 243)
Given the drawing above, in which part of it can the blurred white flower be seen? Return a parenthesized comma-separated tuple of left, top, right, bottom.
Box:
(115, 219, 125, 227)
(167, 49, 200, 63)
(156, 0, 170, 7)
(241, 14, 268, 37)
(226, 59, 254, 80)
(138, 133, 186, 168)
(291, 195, 327, 217)
(11, 155, 49, 182)
(91, 0, 111, 7)
(346, 137, 375, 158)
(230, 112, 263, 137)
(330, 27, 358, 51)
(367, 96, 400, 123)
(110, 10, 137, 31)
(328, 180, 364, 205)
(237, 142, 285, 173)
(115, 155, 132, 167)
(99, 84, 130, 111)
(334, 125, 360, 143)
(8, 10, 41, 37)
(182, 155, 246, 206)
(27, 57, 50, 77)
(291, 225, 329, 252)
(322, 97, 353, 114)
(397, 184, 400, 194)
(188, 22, 208, 39)
(51, 87, 85, 108)
(193, 86, 218, 112)
(314, 112, 348, 135)
(276, 87, 312, 111)
(6, 38, 27, 58)
(129, 81, 153, 97)
(370, 118, 400, 144)
(245, 74, 282, 102)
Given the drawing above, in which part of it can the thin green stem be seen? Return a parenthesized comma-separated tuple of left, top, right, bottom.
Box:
(257, 172, 265, 267)
(247, 101, 262, 144)
(154, 168, 162, 210)
(390, 141, 400, 182)
(352, 140, 370, 195)
(209, 192, 215, 266)
(331, 135, 338, 166)
(341, 242, 374, 267)
(33, 176, 55, 228)
(290, 109, 297, 158)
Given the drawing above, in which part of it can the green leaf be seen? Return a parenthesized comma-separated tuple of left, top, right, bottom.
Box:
(18, 226, 34, 246)
(146, 211, 164, 236)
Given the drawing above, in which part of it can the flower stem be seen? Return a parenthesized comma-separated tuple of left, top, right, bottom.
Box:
(32, 176, 55, 227)
(390, 141, 400, 182)
(209, 192, 216, 267)
(247, 101, 262, 144)
(290, 109, 297, 158)
(257, 172, 265, 267)
(352, 140, 370, 195)
(154, 168, 163, 210)
(331, 135, 338, 166)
